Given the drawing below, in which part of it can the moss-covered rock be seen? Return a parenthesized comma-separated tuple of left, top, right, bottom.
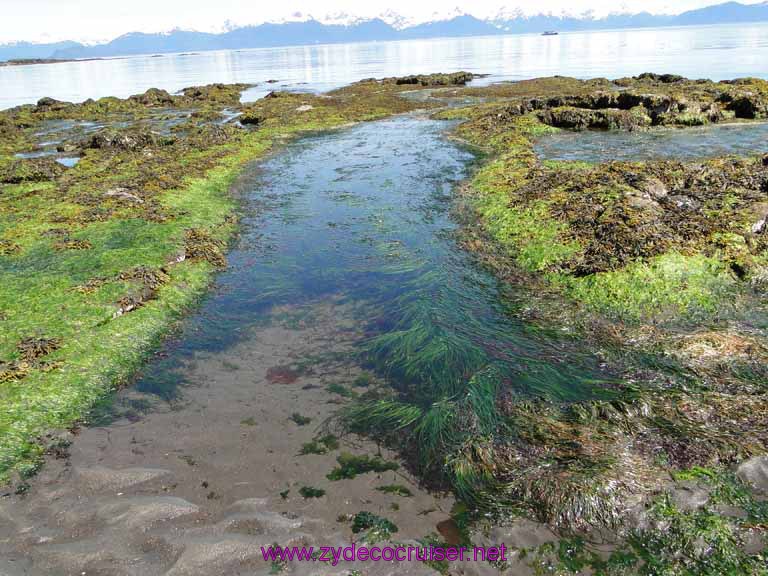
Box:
(0, 157, 66, 183)
(390, 71, 475, 86)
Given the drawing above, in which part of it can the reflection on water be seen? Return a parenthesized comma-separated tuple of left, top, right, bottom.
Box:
(535, 122, 768, 162)
(2, 23, 768, 109)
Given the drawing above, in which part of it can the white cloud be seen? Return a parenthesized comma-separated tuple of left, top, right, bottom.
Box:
(0, 0, 763, 43)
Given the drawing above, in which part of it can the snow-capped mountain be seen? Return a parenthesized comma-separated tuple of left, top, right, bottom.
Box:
(377, 9, 417, 30)
(316, 12, 369, 26)
(2, 1, 768, 62)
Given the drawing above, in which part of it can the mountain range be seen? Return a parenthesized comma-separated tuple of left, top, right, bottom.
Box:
(1, 1, 767, 61)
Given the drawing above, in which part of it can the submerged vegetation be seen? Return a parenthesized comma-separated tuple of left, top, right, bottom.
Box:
(0, 76, 448, 483)
(326, 452, 400, 481)
(330, 73, 768, 569)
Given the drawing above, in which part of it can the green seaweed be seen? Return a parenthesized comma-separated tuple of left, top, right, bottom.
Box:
(376, 484, 413, 497)
(326, 383, 356, 398)
(298, 486, 326, 499)
(351, 511, 399, 543)
(288, 412, 312, 426)
(299, 434, 340, 455)
(327, 452, 399, 481)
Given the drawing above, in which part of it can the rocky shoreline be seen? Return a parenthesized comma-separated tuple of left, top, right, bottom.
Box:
(430, 73, 768, 572)
(0, 58, 95, 67)
(1, 72, 766, 574)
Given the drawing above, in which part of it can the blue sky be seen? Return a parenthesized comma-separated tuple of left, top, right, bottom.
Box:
(1, 0, 763, 43)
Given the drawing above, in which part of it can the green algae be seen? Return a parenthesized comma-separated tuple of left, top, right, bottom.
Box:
(376, 483, 413, 497)
(299, 434, 339, 456)
(288, 412, 312, 426)
(298, 485, 326, 499)
(327, 452, 399, 481)
(561, 252, 737, 321)
(326, 383, 356, 398)
(0, 79, 429, 483)
(351, 511, 399, 543)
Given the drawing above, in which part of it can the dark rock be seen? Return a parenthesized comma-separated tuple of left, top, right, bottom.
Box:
(725, 92, 768, 119)
(546, 91, 620, 110)
(584, 91, 619, 109)
(35, 97, 72, 112)
(658, 73, 685, 83)
(762, 154, 768, 167)
(0, 157, 66, 183)
(537, 106, 650, 131)
(190, 124, 239, 146)
(128, 88, 175, 107)
(537, 107, 599, 130)
(83, 129, 158, 151)
(616, 91, 646, 109)
(636, 72, 685, 83)
(239, 113, 264, 126)
(615, 92, 684, 122)
(179, 83, 251, 105)
(393, 72, 474, 86)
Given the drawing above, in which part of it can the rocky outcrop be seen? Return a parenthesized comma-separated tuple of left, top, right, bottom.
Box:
(179, 83, 252, 105)
(720, 92, 768, 119)
(392, 71, 475, 86)
(537, 106, 651, 131)
(34, 97, 73, 112)
(128, 88, 176, 107)
(503, 87, 730, 129)
(0, 156, 66, 183)
(239, 112, 264, 126)
(82, 129, 160, 151)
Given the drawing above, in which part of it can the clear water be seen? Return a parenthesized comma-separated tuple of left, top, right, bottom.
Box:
(134, 116, 619, 405)
(55, 157, 79, 167)
(2, 23, 768, 110)
(535, 122, 768, 162)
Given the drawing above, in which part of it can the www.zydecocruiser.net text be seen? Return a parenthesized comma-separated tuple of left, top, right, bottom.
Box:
(262, 543, 509, 566)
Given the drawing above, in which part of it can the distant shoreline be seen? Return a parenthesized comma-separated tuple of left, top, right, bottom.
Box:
(0, 57, 103, 68)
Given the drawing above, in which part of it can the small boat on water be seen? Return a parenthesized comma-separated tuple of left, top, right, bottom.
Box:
(542, 31, 559, 36)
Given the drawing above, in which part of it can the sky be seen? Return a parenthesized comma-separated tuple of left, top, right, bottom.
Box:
(0, 0, 764, 44)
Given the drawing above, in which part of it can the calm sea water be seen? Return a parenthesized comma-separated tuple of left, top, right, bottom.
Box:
(2, 23, 768, 110)
(535, 121, 768, 162)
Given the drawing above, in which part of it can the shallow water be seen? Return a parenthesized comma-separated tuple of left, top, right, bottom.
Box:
(535, 121, 768, 162)
(2, 23, 768, 109)
(55, 157, 79, 167)
(136, 115, 616, 403)
(0, 115, 609, 574)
